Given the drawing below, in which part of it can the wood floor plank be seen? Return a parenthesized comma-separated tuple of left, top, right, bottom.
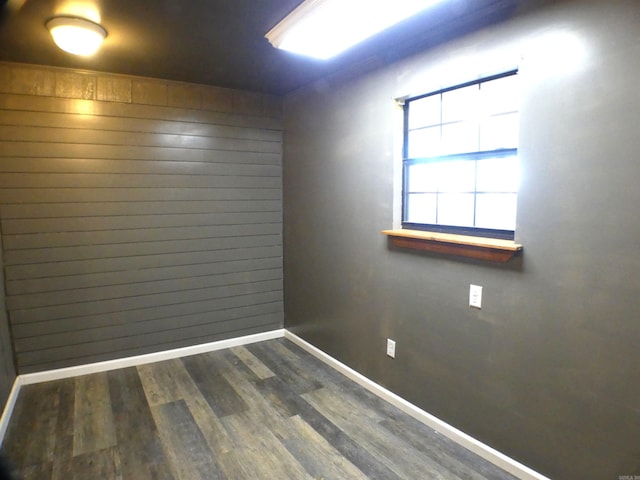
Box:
(72, 373, 117, 456)
(251, 374, 299, 419)
(246, 340, 323, 394)
(1, 381, 61, 469)
(207, 350, 344, 479)
(295, 402, 404, 480)
(55, 446, 123, 480)
(151, 400, 226, 480)
(329, 378, 492, 479)
(229, 345, 274, 379)
(278, 339, 515, 480)
(379, 417, 515, 480)
(137, 359, 188, 406)
(220, 412, 312, 480)
(303, 386, 463, 480)
(216, 350, 292, 439)
(278, 337, 372, 392)
(182, 352, 248, 417)
(138, 358, 235, 456)
(51, 378, 75, 477)
(281, 414, 369, 480)
(253, 371, 404, 480)
(226, 367, 298, 443)
(15, 461, 53, 480)
(107, 367, 175, 480)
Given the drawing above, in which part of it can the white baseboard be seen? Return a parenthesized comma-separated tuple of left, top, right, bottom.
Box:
(284, 330, 550, 480)
(20, 329, 285, 385)
(0, 377, 22, 449)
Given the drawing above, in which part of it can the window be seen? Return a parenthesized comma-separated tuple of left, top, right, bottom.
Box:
(402, 70, 519, 240)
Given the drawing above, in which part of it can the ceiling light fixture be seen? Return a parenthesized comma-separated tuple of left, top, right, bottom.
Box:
(46, 16, 107, 56)
(265, 0, 444, 60)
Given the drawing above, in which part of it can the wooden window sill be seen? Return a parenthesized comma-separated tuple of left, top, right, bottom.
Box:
(382, 229, 523, 263)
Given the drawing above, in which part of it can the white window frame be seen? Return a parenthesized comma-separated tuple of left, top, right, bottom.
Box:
(401, 70, 519, 240)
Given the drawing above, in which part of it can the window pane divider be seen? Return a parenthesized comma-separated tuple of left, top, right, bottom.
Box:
(404, 148, 517, 165)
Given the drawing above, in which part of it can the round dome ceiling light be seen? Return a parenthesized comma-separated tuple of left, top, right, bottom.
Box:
(46, 16, 107, 56)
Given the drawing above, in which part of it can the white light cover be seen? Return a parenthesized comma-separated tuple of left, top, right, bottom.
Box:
(266, 0, 443, 60)
(47, 16, 107, 56)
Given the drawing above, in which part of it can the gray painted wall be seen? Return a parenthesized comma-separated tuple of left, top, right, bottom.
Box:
(283, 1, 640, 479)
(0, 63, 283, 373)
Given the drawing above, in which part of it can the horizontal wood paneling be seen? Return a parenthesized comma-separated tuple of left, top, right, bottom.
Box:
(0, 187, 282, 204)
(0, 93, 281, 128)
(12, 287, 283, 338)
(0, 173, 281, 189)
(18, 314, 281, 372)
(0, 158, 282, 176)
(0, 126, 282, 154)
(6, 245, 281, 281)
(8, 260, 282, 301)
(0, 62, 283, 372)
(0, 110, 282, 141)
(0, 243, 16, 413)
(0, 142, 281, 164)
(15, 300, 283, 353)
(3, 223, 282, 250)
(2, 212, 282, 234)
(3, 234, 282, 264)
(11, 275, 283, 324)
(0, 200, 281, 219)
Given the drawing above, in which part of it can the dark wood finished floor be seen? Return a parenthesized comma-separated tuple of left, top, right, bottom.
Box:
(1, 338, 518, 479)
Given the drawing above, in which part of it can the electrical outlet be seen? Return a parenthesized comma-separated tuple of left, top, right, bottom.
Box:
(469, 284, 482, 309)
(386, 339, 396, 358)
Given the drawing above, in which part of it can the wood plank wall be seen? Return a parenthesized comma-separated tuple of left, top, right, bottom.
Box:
(0, 63, 284, 374)
(0, 244, 15, 406)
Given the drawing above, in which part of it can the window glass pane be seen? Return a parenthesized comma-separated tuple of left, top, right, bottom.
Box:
(407, 163, 441, 192)
(406, 193, 437, 224)
(403, 72, 519, 236)
(408, 126, 440, 158)
(475, 193, 517, 230)
(408, 94, 440, 129)
(442, 85, 480, 123)
(476, 156, 519, 192)
(437, 160, 475, 192)
(437, 193, 475, 227)
(480, 75, 518, 115)
(441, 121, 479, 155)
(480, 112, 519, 151)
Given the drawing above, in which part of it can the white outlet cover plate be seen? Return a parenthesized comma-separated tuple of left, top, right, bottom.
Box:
(469, 284, 482, 309)
(386, 339, 396, 358)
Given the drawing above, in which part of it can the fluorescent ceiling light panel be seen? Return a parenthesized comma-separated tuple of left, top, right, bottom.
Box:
(266, 0, 443, 59)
